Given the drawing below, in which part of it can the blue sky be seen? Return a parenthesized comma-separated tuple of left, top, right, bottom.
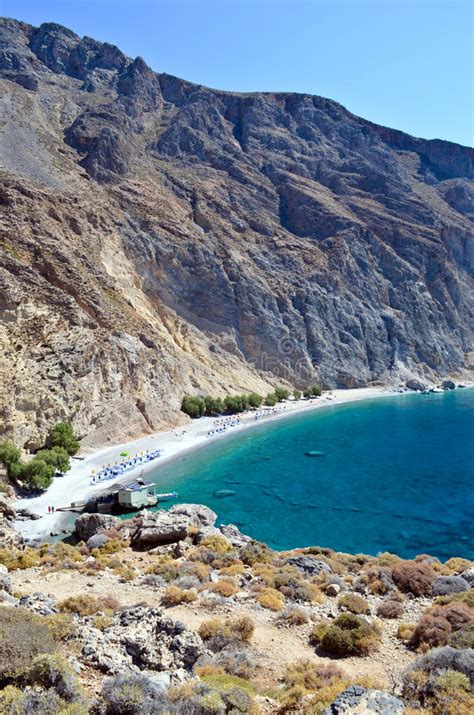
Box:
(2, 0, 473, 146)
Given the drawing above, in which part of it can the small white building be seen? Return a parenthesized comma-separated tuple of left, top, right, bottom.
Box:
(117, 480, 156, 510)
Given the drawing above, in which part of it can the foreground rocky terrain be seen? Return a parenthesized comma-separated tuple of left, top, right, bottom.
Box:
(0, 502, 473, 713)
(0, 18, 473, 449)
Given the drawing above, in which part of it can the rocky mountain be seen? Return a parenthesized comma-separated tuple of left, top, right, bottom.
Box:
(0, 18, 473, 449)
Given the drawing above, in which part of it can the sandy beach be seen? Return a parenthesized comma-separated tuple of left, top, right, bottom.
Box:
(13, 386, 402, 540)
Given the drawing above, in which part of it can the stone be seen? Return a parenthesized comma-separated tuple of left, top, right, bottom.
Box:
(441, 380, 456, 390)
(405, 379, 427, 392)
(0, 497, 16, 520)
(326, 583, 341, 597)
(87, 533, 109, 550)
(219, 524, 252, 548)
(0, 573, 12, 593)
(0, 564, 8, 574)
(323, 686, 404, 714)
(431, 575, 470, 596)
(286, 555, 332, 575)
(75, 513, 120, 541)
(78, 605, 208, 674)
(460, 567, 474, 586)
(131, 504, 217, 549)
(19, 591, 58, 616)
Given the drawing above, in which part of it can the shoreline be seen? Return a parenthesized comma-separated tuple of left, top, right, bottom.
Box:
(10, 384, 459, 541)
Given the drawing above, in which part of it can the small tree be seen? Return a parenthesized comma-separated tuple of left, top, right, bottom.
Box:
(22, 459, 55, 491)
(293, 389, 301, 401)
(310, 384, 322, 397)
(0, 441, 22, 478)
(181, 396, 205, 418)
(303, 387, 312, 399)
(46, 423, 79, 456)
(264, 393, 277, 407)
(224, 396, 243, 414)
(275, 387, 290, 402)
(247, 393, 263, 408)
(36, 447, 70, 474)
(204, 396, 224, 416)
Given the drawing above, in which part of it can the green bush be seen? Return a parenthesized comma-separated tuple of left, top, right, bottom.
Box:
(25, 653, 83, 702)
(0, 606, 56, 680)
(312, 613, 380, 657)
(181, 395, 206, 418)
(293, 389, 301, 400)
(339, 593, 370, 615)
(224, 395, 244, 414)
(247, 392, 263, 408)
(21, 458, 55, 490)
(101, 673, 167, 714)
(35, 447, 70, 473)
(46, 422, 79, 456)
(303, 384, 322, 398)
(264, 392, 277, 407)
(0, 441, 21, 477)
(204, 396, 224, 416)
(275, 387, 290, 401)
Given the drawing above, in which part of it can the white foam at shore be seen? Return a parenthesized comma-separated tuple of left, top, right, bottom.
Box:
(10, 386, 418, 541)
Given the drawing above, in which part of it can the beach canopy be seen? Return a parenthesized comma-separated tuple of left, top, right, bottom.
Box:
(120, 451, 128, 456)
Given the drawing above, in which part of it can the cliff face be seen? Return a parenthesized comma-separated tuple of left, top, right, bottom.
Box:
(0, 19, 473, 449)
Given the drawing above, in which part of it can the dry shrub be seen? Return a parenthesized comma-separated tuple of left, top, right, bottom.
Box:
(258, 587, 284, 611)
(377, 600, 404, 619)
(219, 563, 245, 576)
(146, 555, 179, 582)
(179, 560, 210, 582)
(58, 595, 119, 616)
(311, 613, 381, 657)
(93, 615, 113, 630)
(430, 602, 473, 631)
(194, 663, 225, 677)
(338, 593, 370, 614)
(161, 586, 198, 606)
(43, 613, 76, 641)
(210, 580, 239, 597)
(0, 606, 56, 679)
(200, 535, 232, 553)
(392, 560, 436, 596)
(443, 557, 472, 574)
(0, 547, 41, 571)
(278, 606, 310, 626)
(230, 615, 254, 643)
(409, 614, 452, 650)
(396, 622, 416, 644)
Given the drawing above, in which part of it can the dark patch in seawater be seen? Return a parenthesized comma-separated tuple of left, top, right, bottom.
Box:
(305, 450, 325, 457)
(213, 489, 236, 498)
(262, 456, 272, 461)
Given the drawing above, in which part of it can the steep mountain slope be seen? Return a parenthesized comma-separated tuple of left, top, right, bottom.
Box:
(0, 19, 473, 449)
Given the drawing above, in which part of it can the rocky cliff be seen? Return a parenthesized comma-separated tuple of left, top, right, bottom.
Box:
(0, 18, 473, 449)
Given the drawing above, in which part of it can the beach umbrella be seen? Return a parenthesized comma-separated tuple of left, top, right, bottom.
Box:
(120, 451, 128, 457)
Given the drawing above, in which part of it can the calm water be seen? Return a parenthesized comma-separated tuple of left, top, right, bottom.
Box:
(145, 389, 474, 560)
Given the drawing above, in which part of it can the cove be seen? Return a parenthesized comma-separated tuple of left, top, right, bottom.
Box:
(145, 389, 473, 560)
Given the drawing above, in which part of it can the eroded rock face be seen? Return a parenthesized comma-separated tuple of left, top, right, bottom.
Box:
(78, 605, 208, 674)
(286, 555, 332, 576)
(1, 18, 473, 450)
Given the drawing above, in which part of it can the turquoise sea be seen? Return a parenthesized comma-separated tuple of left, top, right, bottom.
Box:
(146, 389, 474, 560)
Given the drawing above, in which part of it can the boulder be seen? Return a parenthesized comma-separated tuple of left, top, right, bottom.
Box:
(87, 533, 109, 550)
(405, 379, 427, 392)
(441, 380, 456, 390)
(219, 524, 252, 548)
(326, 583, 341, 597)
(19, 592, 58, 616)
(0, 519, 23, 549)
(460, 567, 474, 586)
(0, 497, 16, 520)
(286, 555, 332, 576)
(323, 686, 404, 714)
(75, 513, 120, 541)
(431, 575, 470, 596)
(78, 605, 208, 674)
(131, 504, 217, 549)
(0, 573, 12, 594)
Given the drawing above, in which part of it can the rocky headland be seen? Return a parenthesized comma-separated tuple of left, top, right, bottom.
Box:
(0, 18, 473, 451)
